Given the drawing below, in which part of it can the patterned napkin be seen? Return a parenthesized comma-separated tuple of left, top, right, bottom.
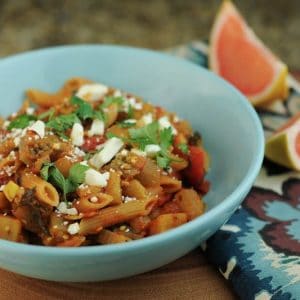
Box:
(169, 41, 300, 300)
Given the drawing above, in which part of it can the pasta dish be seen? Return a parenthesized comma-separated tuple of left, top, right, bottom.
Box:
(0, 78, 210, 246)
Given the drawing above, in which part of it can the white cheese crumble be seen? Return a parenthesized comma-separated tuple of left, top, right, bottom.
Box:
(141, 113, 153, 125)
(56, 202, 78, 215)
(76, 83, 108, 101)
(120, 149, 128, 156)
(158, 116, 177, 135)
(113, 90, 122, 97)
(122, 97, 143, 112)
(123, 119, 137, 124)
(29, 120, 45, 138)
(3, 120, 10, 129)
(88, 119, 105, 137)
(67, 223, 80, 235)
(89, 137, 124, 169)
(84, 169, 110, 187)
(90, 196, 98, 203)
(144, 144, 161, 157)
(80, 160, 89, 166)
(73, 147, 85, 157)
(131, 148, 146, 157)
(26, 107, 35, 115)
(70, 123, 84, 146)
(123, 196, 137, 203)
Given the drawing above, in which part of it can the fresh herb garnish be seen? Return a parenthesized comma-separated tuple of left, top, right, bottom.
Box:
(7, 114, 37, 130)
(38, 108, 55, 121)
(128, 121, 159, 150)
(178, 143, 189, 154)
(128, 122, 176, 169)
(41, 162, 89, 201)
(68, 163, 90, 185)
(100, 96, 125, 109)
(127, 104, 134, 118)
(46, 113, 80, 138)
(71, 96, 106, 122)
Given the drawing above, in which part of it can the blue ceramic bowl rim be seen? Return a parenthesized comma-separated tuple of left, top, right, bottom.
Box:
(0, 44, 264, 255)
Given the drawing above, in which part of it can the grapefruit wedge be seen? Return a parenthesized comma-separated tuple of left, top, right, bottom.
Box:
(265, 114, 300, 170)
(210, 1, 288, 106)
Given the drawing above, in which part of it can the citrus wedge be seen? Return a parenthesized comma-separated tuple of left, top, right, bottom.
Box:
(209, 0, 288, 106)
(265, 114, 300, 170)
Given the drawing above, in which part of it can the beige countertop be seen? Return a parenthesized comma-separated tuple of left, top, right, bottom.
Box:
(0, 0, 299, 68)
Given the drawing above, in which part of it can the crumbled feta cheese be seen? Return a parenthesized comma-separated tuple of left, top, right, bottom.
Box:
(73, 147, 85, 157)
(76, 83, 108, 101)
(90, 196, 98, 203)
(3, 121, 10, 129)
(123, 196, 137, 203)
(80, 160, 89, 166)
(63, 221, 69, 226)
(141, 113, 153, 125)
(120, 149, 128, 156)
(70, 123, 84, 146)
(13, 136, 21, 147)
(26, 107, 35, 115)
(128, 97, 143, 110)
(123, 119, 136, 124)
(84, 169, 110, 187)
(158, 116, 177, 135)
(113, 90, 122, 97)
(88, 119, 105, 137)
(67, 223, 80, 235)
(29, 120, 45, 138)
(0, 185, 5, 191)
(144, 144, 161, 157)
(131, 149, 146, 157)
(56, 202, 78, 215)
(89, 137, 124, 169)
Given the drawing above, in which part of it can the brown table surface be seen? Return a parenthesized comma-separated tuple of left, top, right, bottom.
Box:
(0, 248, 236, 299)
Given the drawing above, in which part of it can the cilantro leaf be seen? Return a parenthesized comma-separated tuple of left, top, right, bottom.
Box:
(156, 155, 171, 169)
(7, 114, 37, 130)
(178, 143, 189, 154)
(128, 121, 159, 150)
(159, 127, 173, 152)
(46, 113, 80, 137)
(41, 162, 88, 202)
(38, 108, 55, 121)
(68, 163, 89, 185)
(71, 96, 94, 120)
(127, 104, 134, 118)
(100, 96, 124, 109)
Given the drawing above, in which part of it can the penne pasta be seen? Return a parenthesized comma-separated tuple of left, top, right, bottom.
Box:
(0, 77, 210, 246)
(159, 175, 182, 194)
(21, 173, 59, 207)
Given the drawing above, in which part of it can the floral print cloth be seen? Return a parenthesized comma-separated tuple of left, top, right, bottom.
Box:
(169, 41, 300, 300)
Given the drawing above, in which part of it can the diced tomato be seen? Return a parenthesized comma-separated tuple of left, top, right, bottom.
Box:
(155, 106, 166, 119)
(198, 180, 210, 195)
(82, 135, 106, 151)
(184, 146, 206, 187)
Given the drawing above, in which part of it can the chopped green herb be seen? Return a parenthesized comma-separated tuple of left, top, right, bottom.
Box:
(156, 155, 171, 169)
(7, 114, 37, 130)
(38, 108, 55, 121)
(41, 162, 88, 202)
(100, 96, 125, 109)
(178, 143, 189, 154)
(128, 121, 159, 150)
(68, 163, 89, 185)
(159, 127, 173, 152)
(71, 96, 94, 120)
(46, 113, 80, 138)
(127, 104, 134, 118)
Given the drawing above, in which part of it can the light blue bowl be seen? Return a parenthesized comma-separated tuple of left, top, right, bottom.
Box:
(0, 45, 264, 282)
